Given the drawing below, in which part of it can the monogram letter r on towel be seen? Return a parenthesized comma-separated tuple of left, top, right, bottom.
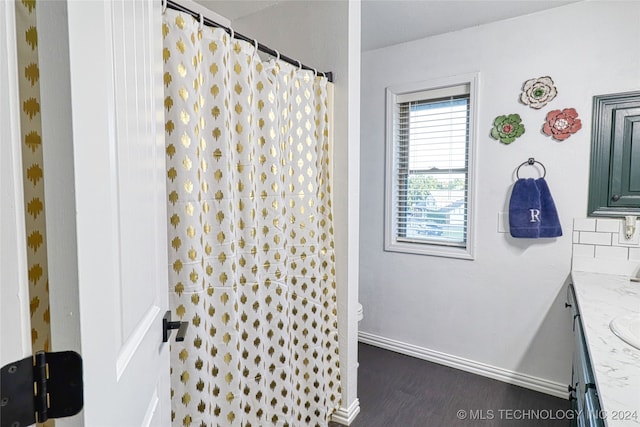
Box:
(529, 209, 541, 223)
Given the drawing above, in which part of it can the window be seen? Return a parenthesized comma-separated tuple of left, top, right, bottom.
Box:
(385, 74, 477, 259)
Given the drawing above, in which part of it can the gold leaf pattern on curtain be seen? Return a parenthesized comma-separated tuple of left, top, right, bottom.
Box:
(15, 1, 53, 426)
(163, 10, 340, 427)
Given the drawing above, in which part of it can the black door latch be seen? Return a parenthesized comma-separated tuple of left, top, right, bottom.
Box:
(162, 310, 188, 342)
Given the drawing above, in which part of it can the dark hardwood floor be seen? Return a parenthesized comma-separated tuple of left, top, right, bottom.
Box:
(331, 343, 571, 427)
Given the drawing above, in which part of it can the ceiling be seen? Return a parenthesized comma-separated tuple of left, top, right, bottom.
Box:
(195, 0, 580, 51)
(195, 1, 281, 23)
(361, 0, 580, 51)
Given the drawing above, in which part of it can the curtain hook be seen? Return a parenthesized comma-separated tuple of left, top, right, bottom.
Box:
(313, 68, 318, 77)
(275, 50, 280, 62)
(253, 38, 259, 53)
(198, 14, 204, 31)
(297, 60, 302, 71)
(162, 0, 167, 14)
(229, 27, 235, 40)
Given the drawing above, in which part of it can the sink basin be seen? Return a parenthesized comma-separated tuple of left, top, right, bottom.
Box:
(610, 313, 640, 350)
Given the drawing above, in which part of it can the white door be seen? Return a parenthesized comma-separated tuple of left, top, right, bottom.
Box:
(1, 0, 32, 372)
(38, 1, 171, 426)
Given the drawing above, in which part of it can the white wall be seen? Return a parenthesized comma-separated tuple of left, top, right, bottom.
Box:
(231, 1, 361, 422)
(360, 1, 640, 393)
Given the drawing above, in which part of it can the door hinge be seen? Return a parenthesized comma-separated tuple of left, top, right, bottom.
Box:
(1, 351, 83, 427)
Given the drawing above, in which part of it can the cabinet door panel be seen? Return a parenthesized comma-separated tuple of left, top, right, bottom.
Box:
(627, 118, 640, 190)
(588, 91, 640, 216)
(610, 108, 640, 207)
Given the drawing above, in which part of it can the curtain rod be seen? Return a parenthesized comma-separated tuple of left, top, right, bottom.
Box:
(164, 0, 334, 83)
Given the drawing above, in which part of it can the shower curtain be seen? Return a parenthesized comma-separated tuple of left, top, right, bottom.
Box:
(162, 9, 341, 427)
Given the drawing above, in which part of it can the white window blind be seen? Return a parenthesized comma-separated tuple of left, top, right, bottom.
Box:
(385, 76, 477, 259)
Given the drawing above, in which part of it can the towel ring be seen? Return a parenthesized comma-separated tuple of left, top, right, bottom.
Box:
(516, 157, 546, 179)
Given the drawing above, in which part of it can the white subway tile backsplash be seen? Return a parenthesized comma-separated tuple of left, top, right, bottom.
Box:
(572, 255, 638, 275)
(572, 218, 639, 273)
(579, 231, 612, 246)
(573, 244, 595, 258)
(595, 245, 629, 260)
(596, 218, 621, 233)
(574, 218, 597, 232)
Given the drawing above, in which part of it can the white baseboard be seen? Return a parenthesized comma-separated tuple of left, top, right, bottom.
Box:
(330, 398, 360, 426)
(358, 331, 568, 399)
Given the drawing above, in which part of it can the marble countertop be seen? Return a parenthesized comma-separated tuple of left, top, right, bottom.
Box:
(571, 271, 640, 426)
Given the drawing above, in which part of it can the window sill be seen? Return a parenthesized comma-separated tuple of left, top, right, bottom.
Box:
(384, 239, 474, 260)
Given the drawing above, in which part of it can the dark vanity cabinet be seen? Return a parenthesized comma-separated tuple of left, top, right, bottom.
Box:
(567, 284, 604, 427)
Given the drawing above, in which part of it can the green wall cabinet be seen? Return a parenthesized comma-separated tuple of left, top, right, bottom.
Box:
(588, 91, 640, 217)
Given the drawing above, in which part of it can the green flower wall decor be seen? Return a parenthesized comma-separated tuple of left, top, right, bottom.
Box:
(491, 114, 525, 144)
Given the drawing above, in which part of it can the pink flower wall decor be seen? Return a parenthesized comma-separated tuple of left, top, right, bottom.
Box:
(543, 108, 582, 141)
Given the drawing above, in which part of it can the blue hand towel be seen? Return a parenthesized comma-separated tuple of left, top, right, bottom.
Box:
(509, 178, 541, 238)
(509, 177, 562, 238)
(536, 178, 562, 237)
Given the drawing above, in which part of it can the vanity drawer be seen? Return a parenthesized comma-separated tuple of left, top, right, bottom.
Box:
(584, 387, 604, 427)
(574, 314, 596, 387)
(568, 283, 603, 427)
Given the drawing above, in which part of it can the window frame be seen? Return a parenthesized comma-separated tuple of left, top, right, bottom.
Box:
(384, 73, 478, 260)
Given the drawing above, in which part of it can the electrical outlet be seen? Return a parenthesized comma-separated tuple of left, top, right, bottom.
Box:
(618, 217, 640, 246)
(498, 211, 509, 233)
